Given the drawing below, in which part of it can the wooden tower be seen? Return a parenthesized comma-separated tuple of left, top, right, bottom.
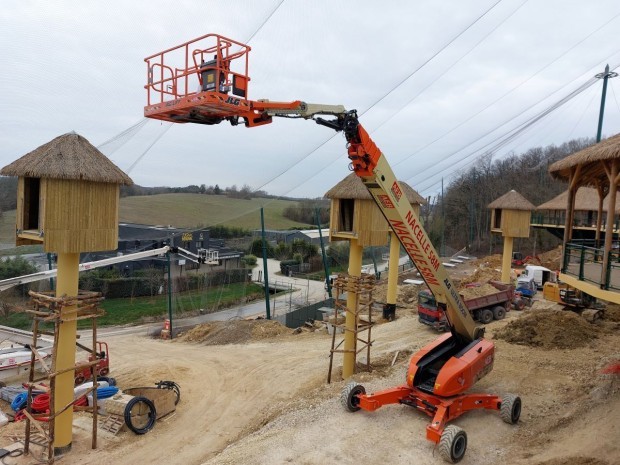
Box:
(0, 132, 132, 454)
(325, 173, 424, 378)
(488, 190, 535, 283)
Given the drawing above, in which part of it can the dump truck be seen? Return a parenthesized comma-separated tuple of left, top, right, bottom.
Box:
(418, 281, 514, 330)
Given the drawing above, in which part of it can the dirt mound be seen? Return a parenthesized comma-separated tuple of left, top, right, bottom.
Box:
(177, 319, 290, 345)
(374, 283, 419, 309)
(538, 245, 563, 270)
(460, 266, 502, 286)
(474, 253, 502, 268)
(603, 304, 620, 322)
(494, 309, 599, 349)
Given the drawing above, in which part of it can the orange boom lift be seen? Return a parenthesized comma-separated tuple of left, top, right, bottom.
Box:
(144, 34, 521, 463)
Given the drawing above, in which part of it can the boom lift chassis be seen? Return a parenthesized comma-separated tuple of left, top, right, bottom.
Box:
(143, 33, 521, 463)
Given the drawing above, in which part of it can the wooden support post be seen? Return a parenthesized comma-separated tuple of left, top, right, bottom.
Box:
(53, 252, 79, 454)
(343, 239, 363, 379)
(501, 236, 514, 284)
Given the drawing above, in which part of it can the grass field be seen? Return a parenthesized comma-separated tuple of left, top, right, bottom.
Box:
(0, 282, 264, 330)
(0, 193, 312, 252)
(118, 194, 311, 230)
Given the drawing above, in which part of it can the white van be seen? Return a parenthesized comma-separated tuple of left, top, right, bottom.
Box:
(518, 265, 556, 289)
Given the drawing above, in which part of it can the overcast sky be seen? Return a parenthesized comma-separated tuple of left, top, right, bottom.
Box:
(2, 0, 620, 205)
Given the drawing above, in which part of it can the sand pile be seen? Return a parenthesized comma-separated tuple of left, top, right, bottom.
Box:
(460, 267, 502, 286)
(603, 304, 620, 322)
(178, 319, 290, 345)
(459, 283, 501, 300)
(494, 309, 599, 349)
(538, 246, 563, 270)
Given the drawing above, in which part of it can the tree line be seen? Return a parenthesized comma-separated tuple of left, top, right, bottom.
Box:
(422, 137, 595, 256)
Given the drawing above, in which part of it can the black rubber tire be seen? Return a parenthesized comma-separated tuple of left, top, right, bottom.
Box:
(438, 425, 467, 463)
(124, 396, 157, 435)
(340, 382, 366, 412)
(500, 394, 521, 424)
(493, 306, 506, 320)
(513, 299, 526, 310)
(480, 309, 493, 324)
(74, 376, 85, 386)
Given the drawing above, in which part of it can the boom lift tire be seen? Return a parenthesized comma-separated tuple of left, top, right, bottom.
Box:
(492, 306, 506, 320)
(340, 382, 365, 412)
(479, 309, 494, 324)
(500, 394, 521, 424)
(438, 425, 467, 463)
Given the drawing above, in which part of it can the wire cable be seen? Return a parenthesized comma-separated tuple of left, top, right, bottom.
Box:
(250, 0, 506, 193)
(395, 10, 620, 171)
(413, 73, 605, 193)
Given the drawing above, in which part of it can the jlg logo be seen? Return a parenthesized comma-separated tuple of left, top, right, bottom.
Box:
(225, 96, 240, 106)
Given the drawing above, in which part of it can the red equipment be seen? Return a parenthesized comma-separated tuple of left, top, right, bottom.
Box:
(74, 341, 109, 385)
(143, 34, 521, 463)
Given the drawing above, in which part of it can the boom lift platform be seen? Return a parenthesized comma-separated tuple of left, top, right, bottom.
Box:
(144, 34, 521, 463)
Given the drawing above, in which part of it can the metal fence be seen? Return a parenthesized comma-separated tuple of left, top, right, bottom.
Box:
(563, 241, 620, 291)
(273, 298, 334, 328)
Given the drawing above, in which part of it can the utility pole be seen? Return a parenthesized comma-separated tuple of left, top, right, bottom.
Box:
(315, 208, 332, 297)
(595, 64, 618, 142)
(441, 177, 445, 257)
(260, 207, 271, 319)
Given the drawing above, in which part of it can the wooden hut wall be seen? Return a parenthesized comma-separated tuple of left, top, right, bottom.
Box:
(43, 179, 119, 253)
(501, 209, 531, 237)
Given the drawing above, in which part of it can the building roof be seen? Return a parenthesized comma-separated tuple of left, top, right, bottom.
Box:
(324, 173, 426, 204)
(549, 133, 620, 187)
(0, 132, 133, 185)
(487, 190, 535, 210)
(536, 187, 620, 213)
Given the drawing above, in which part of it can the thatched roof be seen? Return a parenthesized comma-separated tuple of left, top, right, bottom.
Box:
(324, 173, 426, 205)
(536, 187, 620, 213)
(549, 133, 620, 187)
(0, 133, 133, 185)
(487, 190, 535, 210)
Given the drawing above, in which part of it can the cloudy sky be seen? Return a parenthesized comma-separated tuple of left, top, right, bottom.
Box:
(2, 0, 620, 203)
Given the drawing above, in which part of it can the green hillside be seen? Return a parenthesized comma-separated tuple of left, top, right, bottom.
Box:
(119, 193, 309, 230)
(0, 194, 311, 250)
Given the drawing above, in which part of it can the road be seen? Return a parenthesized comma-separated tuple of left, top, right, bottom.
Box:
(82, 255, 414, 339)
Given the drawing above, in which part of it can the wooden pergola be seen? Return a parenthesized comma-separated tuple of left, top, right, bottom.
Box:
(549, 132, 620, 285)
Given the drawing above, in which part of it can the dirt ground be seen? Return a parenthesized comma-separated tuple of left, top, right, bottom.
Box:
(0, 251, 618, 465)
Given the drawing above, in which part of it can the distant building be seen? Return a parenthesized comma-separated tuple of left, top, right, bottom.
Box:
(84, 223, 242, 273)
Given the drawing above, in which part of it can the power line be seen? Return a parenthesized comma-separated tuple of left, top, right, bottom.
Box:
(250, 0, 506, 192)
(396, 9, 620, 173)
(414, 70, 612, 195)
(372, 0, 529, 135)
(243, 0, 285, 44)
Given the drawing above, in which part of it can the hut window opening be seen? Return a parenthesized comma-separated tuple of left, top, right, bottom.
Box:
(339, 199, 355, 232)
(23, 177, 40, 231)
(493, 209, 502, 229)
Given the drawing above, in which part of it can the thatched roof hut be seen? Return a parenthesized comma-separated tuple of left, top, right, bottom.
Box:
(324, 174, 425, 247)
(324, 173, 425, 204)
(0, 132, 133, 185)
(488, 190, 533, 238)
(549, 133, 620, 186)
(536, 187, 620, 213)
(487, 190, 535, 211)
(2, 132, 132, 253)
